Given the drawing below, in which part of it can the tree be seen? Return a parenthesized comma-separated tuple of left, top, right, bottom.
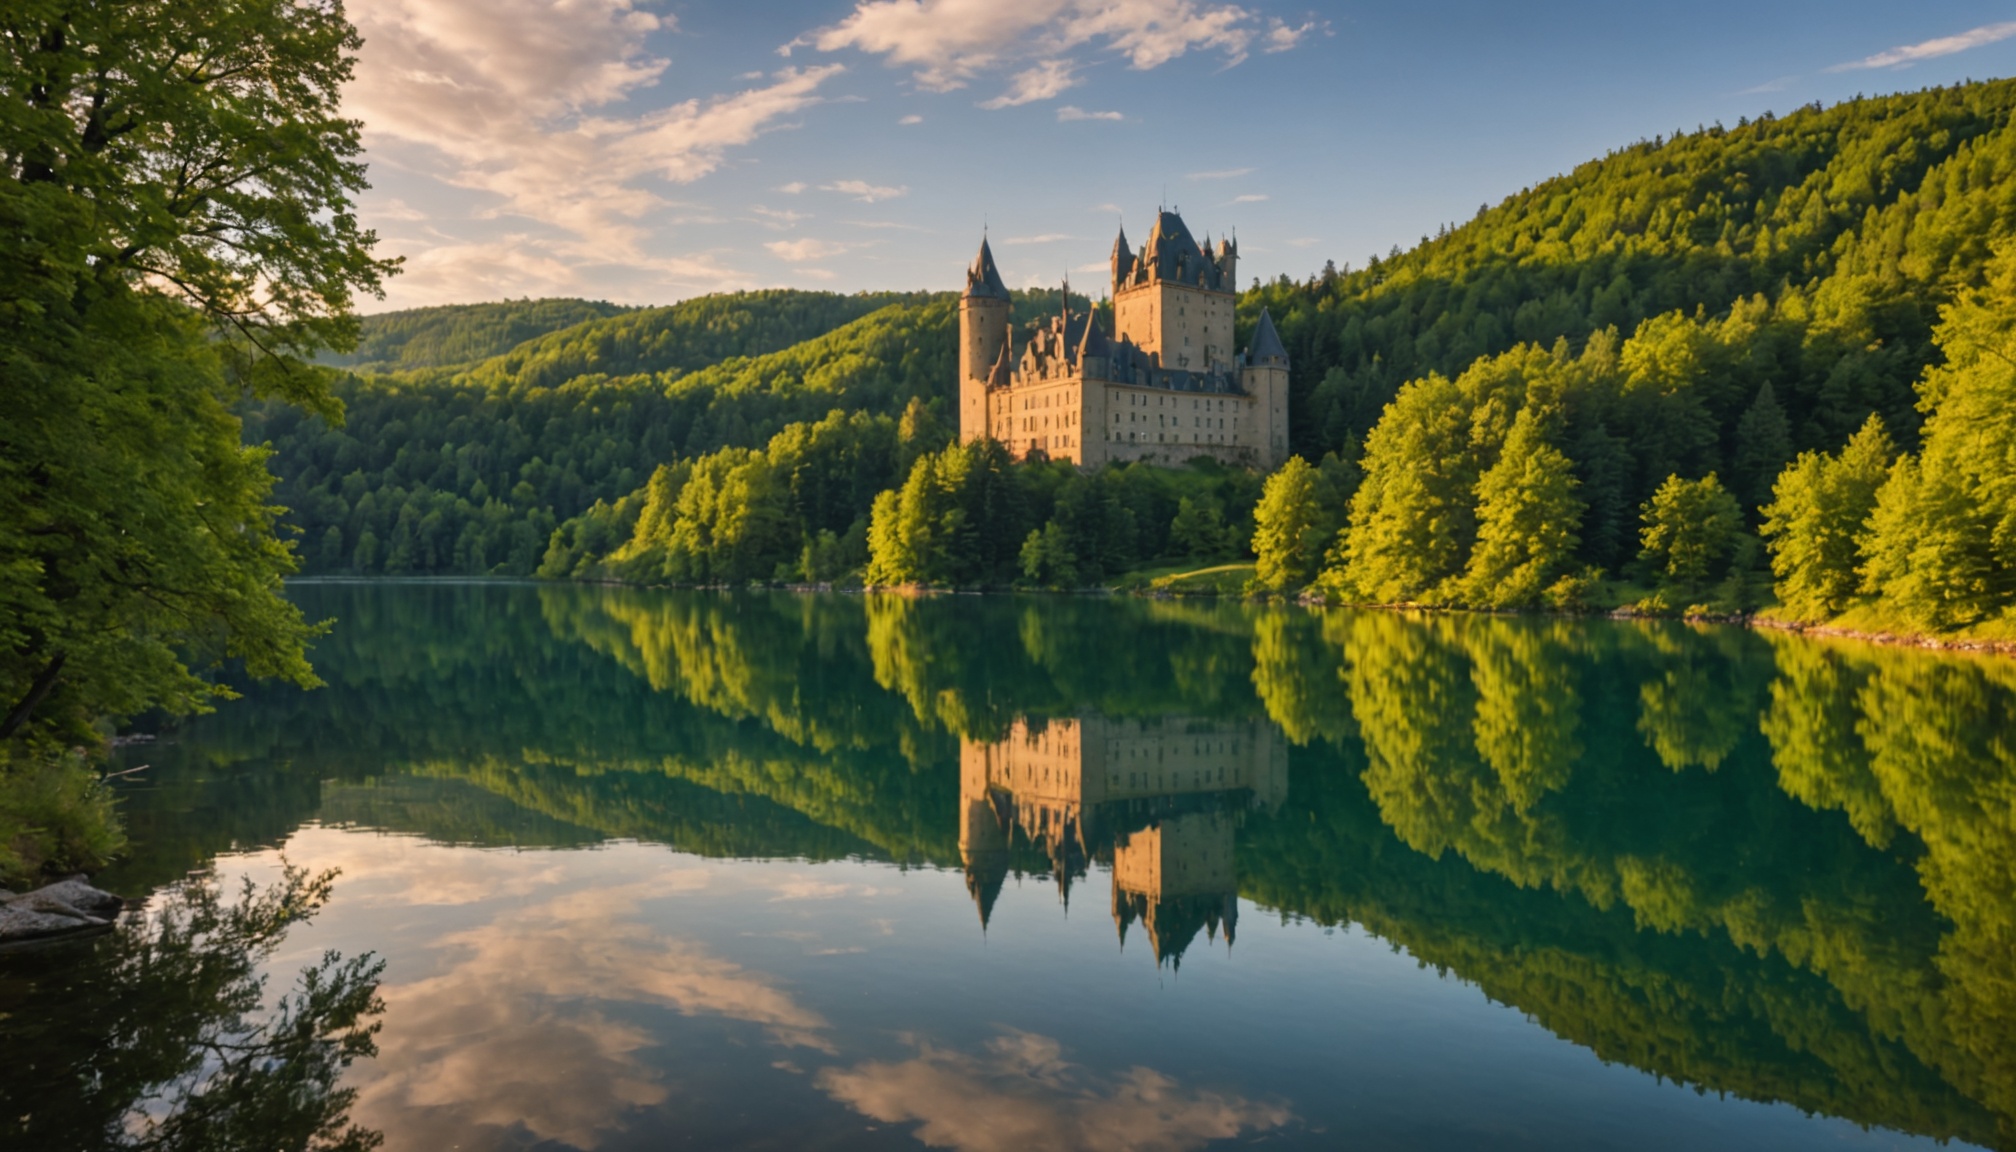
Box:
(1329, 373, 1478, 601)
(1, 0, 394, 858)
(1732, 381, 1793, 515)
(1169, 496, 1234, 560)
(1638, 473, 1743, 596)
(1019, 523, 1080, 588)
(1249, 457, 1331, 594)
(1858, 244, 2016, 630)
(1759, 415, 1893, 621)
(1461, 407, 1585, 609)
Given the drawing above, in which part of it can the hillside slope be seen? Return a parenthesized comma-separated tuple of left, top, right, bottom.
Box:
(322, 298, 633, 373)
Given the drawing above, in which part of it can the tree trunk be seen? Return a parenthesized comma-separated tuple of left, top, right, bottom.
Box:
(0, 651, 67, 741)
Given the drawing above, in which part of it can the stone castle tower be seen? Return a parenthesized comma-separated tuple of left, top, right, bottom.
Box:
(957, 210, 1289, 470)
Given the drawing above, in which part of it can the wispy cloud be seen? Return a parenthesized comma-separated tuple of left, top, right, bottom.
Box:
(1230, 193, 1268, 203)
(979, 59, 1079, 108)
(898, 113, 924, 124)
(790, 0, 1315, 98)
(777, 181, 809, 194)
(1057, 105, 1124, 122)
(821, 179, 908, 202)
(1738, 75, 1797, 95)
(344, 0, 846, 303)
(1187, 167, 1253, 181)
(765, 238, 858, 262)
(1830, 21, 2016, 71)
(1004, 233, 1072, 245)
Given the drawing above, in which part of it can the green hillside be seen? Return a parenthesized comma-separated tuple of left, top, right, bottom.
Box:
(261, 288, 1083, 576)
(321, 298, 634, 373)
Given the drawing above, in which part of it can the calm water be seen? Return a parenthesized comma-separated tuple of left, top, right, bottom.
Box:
(6, 581, 2014, 1151)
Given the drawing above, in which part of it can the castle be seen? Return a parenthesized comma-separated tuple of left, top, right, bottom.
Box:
(958, 714, 1289, 967)
(957, 209, 1290, 470)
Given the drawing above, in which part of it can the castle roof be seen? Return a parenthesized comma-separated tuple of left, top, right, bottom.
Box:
(965, 237, 1010, 300)
(1249, 307, 1287, 364)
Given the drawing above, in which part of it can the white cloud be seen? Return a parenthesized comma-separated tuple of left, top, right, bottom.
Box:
(821, 179, 909, 202)
(1186, 167, 1252, 180)
(765, 238, 857, 262)
(751, 205, 813, 228)
(1287, 237, 1320, 248)
(899, 113, 924, 124)
(1058, 105, 1124, 122)
(1830, 21, 2016, 70)
(344, 0, 843, 302)
(795, 0, 1303, 96)
(980, 58, 1080, 108)
(1005, 233, 1072, 245)
(777, 180, 810, 194)
(1739, 76, 1797, 95)
(1230, 194, 1268, 203)
(818, 1030, 1294, 1152)
(1264, 18, 1318, 53)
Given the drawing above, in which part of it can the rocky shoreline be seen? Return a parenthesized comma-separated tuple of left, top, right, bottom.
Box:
(0, 877, 126, 948)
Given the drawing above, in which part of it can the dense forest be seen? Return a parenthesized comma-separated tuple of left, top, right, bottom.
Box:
(245, 79, 2016, 637)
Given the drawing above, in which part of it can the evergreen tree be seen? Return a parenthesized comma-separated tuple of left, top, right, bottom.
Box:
(1461, 408, 1585, 609)
(1759, 416, 1893, 621)
(1732, 381, 1794, 515)
(1170, 496, 1235, 560)
(1331, 374, 1477, 602)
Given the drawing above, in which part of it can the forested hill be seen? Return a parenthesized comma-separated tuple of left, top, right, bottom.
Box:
(257, 289, 1080, 575)
(1246, 79, 2016, 462)
(259, 79, 2016, 594)
(321, 298, 634, 373)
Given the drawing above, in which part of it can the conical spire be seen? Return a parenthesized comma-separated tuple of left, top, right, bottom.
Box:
(1249, 307, 1287, 364)
(965, 236, 1009, 300)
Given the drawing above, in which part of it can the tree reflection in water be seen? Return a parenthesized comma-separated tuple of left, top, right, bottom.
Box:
(0, 864, 384, 1152)
(86, 583, 2016, 1149)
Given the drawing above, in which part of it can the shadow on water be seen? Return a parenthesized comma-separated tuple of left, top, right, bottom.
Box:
(42, 582, 2016, 1149)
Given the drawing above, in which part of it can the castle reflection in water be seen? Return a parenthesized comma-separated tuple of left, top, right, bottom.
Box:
(959, 715, 1288, 967)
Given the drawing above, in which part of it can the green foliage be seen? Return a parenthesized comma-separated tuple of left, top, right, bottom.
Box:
(321, 298, 631, 372)
(260, 293, 957, 577)
(602, 410, 902, 585)
(1638, 473, 1744, 597)
(1759, 415, 1893, 621)
(1247, 82, 2016, 464)
(1248, 457, 1333, 594)
(1, 0, 389, 865)
(1461, 407, 1585, 608)
(1856, 246, 2016, 630)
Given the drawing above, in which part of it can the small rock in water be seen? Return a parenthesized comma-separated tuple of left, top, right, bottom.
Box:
(0, 877, 125, 946)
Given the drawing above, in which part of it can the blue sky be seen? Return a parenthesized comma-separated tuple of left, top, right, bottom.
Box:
(344, 0, 2016, 310)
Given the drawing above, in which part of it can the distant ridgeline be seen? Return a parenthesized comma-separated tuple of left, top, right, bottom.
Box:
(257, 79, 2016, 626)
(143, 584, 2016, 1146)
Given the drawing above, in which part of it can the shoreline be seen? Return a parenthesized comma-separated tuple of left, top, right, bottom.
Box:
(286, 574, 2016, 658)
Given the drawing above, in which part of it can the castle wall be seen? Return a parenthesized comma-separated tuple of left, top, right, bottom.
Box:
(1114, 281, 1235, 371)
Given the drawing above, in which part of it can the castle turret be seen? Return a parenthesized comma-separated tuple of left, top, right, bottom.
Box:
(1111, 225, 1134, 296)
(1242, 307, 1290, 468)
(960, 237, 1011, 444)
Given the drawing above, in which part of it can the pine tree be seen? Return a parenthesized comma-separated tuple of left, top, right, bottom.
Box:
(1461, 408, 1585, 608)
(1732, 381, 1793, 516)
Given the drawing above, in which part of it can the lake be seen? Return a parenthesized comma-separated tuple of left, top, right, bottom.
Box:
(5, 580, 2012, 1151)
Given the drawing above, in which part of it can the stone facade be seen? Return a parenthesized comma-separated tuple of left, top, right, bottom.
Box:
(958, 210, 1290, 471)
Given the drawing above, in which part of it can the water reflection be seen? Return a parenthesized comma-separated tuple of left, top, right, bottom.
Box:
(53, 584, 2016, 1150)
(961, 716, 1286, 966)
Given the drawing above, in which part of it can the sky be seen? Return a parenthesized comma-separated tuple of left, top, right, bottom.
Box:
(343, 0, 2016, 311)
